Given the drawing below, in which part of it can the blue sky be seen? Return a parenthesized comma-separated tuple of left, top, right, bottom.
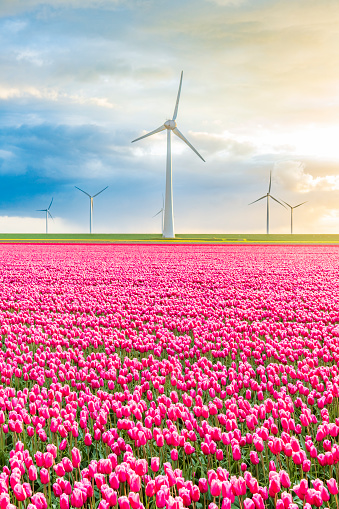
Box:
(1, 0, 339, 234)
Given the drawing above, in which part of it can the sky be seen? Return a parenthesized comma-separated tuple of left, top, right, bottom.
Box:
(0, 0, 339, 234)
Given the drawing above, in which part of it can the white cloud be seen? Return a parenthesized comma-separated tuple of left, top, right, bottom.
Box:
(0, 85, 115, 108)
(16, 49, 46, 66)
(2, 19, 27, 32)
(317, 209, 339, 233)
(189, 130, 256, 158)
(205, 0, 247, 6)
(274, 160, 339, 193)
(0, 216, 79, 234)
(0, 0, 123, 17)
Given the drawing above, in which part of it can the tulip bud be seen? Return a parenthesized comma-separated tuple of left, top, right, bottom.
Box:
(60, 494, 69, 509)
(327, 479, 339, 495)
(40, 468, 50, 485)
(151, 457, 160, 472)
(28, 465, 37, 481)
(71, 448, 81, 468)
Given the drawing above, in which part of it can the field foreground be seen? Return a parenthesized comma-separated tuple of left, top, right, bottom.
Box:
(0, 243, 339, 509)
(1, 233, 339, 243)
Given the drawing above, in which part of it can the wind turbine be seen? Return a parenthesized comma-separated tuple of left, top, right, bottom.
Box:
(153, 195, 164, 235)
(75, 186, 108, 234)
(281, 200, 307, 234)
(249, 171, 286, 234)
(37, 198, 53, 234)
(132, 71, 205, 239)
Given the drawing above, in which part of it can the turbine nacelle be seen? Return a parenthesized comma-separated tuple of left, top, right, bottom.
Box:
(164, 120, 177, 130)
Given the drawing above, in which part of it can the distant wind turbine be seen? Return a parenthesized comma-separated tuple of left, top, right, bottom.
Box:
(37, 198, 53, 234)
(153, 195, 164, 235)
(249, 171, 286, 234)
(132, 71, 205, 239)
(75, 186, 108, 234)
(281, 200, 307, 234)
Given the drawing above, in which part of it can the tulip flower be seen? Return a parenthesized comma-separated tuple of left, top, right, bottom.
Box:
(210, 479, 222, 497)
(13, 484, 27, 502)
(327, 479, 339, 495)
(71, 448, 81, 468)
(31, 493, 48, 509)
(28, 465, 37, 481)
(70, 489, 84, 508)
(40, 468, 50, 485)
(60, 494, 69, 509)
(43, 452, 53, 469)
(151, 457, 160, 472)
(118, 496, 130, 509)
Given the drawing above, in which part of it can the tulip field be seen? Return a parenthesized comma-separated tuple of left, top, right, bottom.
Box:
(1, 243, 339, 509)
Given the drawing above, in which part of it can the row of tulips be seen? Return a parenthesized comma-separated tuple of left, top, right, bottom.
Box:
(0, 244, 338, 508)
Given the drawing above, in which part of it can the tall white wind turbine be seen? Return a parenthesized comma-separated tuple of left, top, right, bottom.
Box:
(37, 198, 53, 234)
(153, 195, 164, 235)
(249, 171, 286, 234)
(75, 186, 108, 234)
(132, 71, 205, 239)
(281, 200, 307, 234)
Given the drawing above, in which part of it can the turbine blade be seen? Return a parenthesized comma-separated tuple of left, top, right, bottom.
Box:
(48, 197, 53, 210)
(172, 71, 183, 121)
(48, 211, 54, 220)
(75, 186, 91, 198)
(270, 195, 287, 208)
(162, 193, 164, 208)
(293, 201, 307, 209)
(131, 125, 166, 143)
(153, 209, 163, 218)
(36, 209, 46, 212)
(248, 195, 266, 205)
(281, 199, 292, 208)
(268, 170, 272, 194)
(172, 127, 205, 162)
(93, 186, 108, 198)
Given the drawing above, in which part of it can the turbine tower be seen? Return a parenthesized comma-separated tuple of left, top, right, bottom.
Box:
(282, 200, 307, 234)
(37, 198, 53, 234)
(132, 71, 205, 239)
(75, 186, 108, 234)
(249, 171, 286, 234)
(153, 195, 164, 235)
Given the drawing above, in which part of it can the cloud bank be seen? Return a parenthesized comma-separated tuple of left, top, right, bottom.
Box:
(0, 0, 339, 233)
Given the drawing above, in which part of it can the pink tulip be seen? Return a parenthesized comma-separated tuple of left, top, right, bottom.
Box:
(279, 471, 291, 489)
(59, 440, 67, 451)
(327, 479, 339, 495)
(210, 479, 222, 497)
(118, 496, 130, 509)
(31, 493, 48, 509)
(40, 468, 50, 485)
(252, 494, 265, 509)
(62, 458, 73, 473)
(156, 490, 167, 508)
(145, 480, 155, 497)
(98, 502, 109, 509)
(60, 494, 69, 509)
(84, 433, 92, 446)
(13, 484, 27, 502)
(129, 474, 141, 493)
(71, 448, 81, 468)
(151, 457, 160, 472)
(47, 444, 57, 459)
(244, 498, 255, 509)
(170, 449, 178, 461)
(44, 452, 53, 469)
(269, 477, 281, 497)
(28, 465, 37, 481)
(70, 488, 84, 508)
